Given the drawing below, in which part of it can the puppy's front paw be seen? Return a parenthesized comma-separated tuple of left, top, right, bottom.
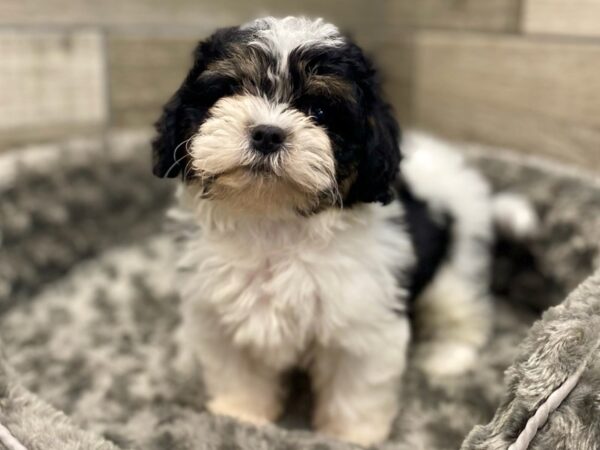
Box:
(317, 417, 392, 447)
(416, 341, 477, 377)
(207, 394, 281, 427)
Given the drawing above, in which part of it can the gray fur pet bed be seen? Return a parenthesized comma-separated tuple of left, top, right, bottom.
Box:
(0, 132, 598, 450)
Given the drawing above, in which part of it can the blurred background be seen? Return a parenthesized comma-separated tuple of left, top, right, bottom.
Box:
(1, 0, 598, 172)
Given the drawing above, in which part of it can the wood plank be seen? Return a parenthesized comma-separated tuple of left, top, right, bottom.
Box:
(410, 31, 600, 171)
(0, 30, 107, 149)
(523, 0, 600, 37)
(0, 0, 386, 30)
(107, 36, 196, 128)
(0, 0, 231, 27)
(0, 125, 104, 153)
(389, 0, 521, 32)
(370, 32, 417, 124)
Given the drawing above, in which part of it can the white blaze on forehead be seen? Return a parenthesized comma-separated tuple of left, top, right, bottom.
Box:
(243, 16, 344, 70)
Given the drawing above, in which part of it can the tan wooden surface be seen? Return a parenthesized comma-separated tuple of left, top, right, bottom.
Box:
(1, 0, 519, 32)
(108, 36, 196, 128)
(389, 0, 521, 32)
(523, 0, 600, 37)
(407, 31, 600, 171)
(372, 32, 417, 124)
(0, 0, 385, 29)
(0, 30, 106, 150)
(0, 0, 235, 27)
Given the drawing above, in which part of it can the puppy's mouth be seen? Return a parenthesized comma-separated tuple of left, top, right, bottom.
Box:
(203, 147, 289, 180)
(211, 164, 295, 189)
(247, 157, 283, 176)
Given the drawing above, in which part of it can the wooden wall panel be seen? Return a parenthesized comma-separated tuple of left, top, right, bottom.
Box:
(523, 0, 600, 37)
(0, 30, 106, 150)
(410, 31, 600, 171)
(0, 0, 233, 27)
(389, 0, 521, 32)
(0, 0, 386, 31)
(371, 32, 417, 124)
(108, 37, 196, 128)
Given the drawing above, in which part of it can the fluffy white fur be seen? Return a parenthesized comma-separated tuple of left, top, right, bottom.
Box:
(402, 132, 495, 375)
(401, 133, 539, 376)
(176, 194, 413, 445)
(243, 17, 344, 101)
(246, 17, 344, 72)
(492, 192, 539, 240)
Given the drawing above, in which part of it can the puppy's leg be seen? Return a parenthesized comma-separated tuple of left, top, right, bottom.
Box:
(311, 318, 409, 446)
(178, 313, 284, 426)
(414, 266, 492, 377)
(204, 348, 284, 426)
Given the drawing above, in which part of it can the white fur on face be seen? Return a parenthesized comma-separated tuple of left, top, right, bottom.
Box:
(243, 17, 345, 101)
(189, 94, 336, 212)
(245, 17, 344, 71)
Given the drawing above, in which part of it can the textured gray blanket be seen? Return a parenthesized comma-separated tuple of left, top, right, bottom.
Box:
(463, 269, 600, 450)
(0, 133, 598, 450)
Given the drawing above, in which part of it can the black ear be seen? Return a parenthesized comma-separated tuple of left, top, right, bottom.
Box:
(350, 52, 402, 205)
(151, 26, 241, 178)
(151, 44, 209, 179)
(152, 92, 187, 178)
(360, 98, 402, 204)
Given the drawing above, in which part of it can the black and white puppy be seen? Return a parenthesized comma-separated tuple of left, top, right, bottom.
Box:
(152, 17, 537, 446)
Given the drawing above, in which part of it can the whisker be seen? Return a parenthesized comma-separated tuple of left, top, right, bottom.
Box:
(173, 136, 193, 161)
(163, 153, 189, 178)
(183, 159, 195, 180)
(326, 173, 343, 208)
(182, 138, 199, 180)
(163, 137, 194, 177)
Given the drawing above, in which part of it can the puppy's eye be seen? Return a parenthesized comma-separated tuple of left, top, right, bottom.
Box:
(310, 107, 326, 123)
(193, 73, 236, 106)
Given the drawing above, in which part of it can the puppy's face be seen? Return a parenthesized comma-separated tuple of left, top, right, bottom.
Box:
(153, 17, 400, 215)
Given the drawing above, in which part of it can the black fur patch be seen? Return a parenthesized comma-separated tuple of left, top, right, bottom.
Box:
(288, 42, 401, 206)
(396, 182, 453, 303)
(492, 236, 561, 312)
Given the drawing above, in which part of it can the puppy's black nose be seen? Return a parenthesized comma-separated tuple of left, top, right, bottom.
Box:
(251, 125, 285, 155)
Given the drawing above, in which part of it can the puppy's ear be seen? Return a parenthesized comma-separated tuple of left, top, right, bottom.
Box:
(360, 98, 402, 204)
(152, 92, 186, 178)
(350, 49, 402, 204)
(151, 27, 239, 178)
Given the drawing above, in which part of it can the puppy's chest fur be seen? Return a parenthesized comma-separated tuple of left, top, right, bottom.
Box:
(175, 198, 413, 369)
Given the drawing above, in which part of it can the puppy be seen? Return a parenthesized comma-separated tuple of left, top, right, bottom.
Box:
(152, 17, 537, 446)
